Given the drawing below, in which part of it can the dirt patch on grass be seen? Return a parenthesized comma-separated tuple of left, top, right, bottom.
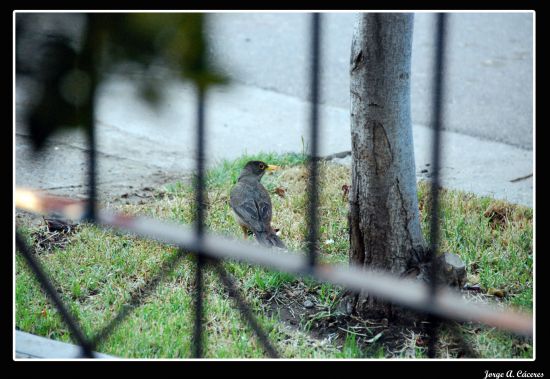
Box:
(28, 217, 79, 254)
(260, 280, 510, 358)
(110, 186, 170, 209)
(14, 185, 161, 253)
(260, 280, 416, 357)
(484, 201, 515, 229)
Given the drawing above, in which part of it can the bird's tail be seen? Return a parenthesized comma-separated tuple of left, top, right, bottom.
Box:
(255, 231, 286, 249)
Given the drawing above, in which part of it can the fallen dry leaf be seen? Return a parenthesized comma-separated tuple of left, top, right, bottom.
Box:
(274, 187, 286, 198)
(463, 283, 482, 292)
(342, 184, 350, 201)
(44, 217, 76, 233)
(487, 287, 506, 298)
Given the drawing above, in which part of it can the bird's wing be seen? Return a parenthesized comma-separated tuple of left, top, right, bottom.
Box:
(230, 183, 272, 233)
(255, 196, 272, 226)
(231, 198, 266, 232)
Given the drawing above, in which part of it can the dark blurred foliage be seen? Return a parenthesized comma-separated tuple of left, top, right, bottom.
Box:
(16, 13, 226, 150)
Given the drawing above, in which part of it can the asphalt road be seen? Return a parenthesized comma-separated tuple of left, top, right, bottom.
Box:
(206, 12, 533, 149)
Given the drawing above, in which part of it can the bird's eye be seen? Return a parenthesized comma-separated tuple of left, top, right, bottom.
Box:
(259, 163, 265, 170)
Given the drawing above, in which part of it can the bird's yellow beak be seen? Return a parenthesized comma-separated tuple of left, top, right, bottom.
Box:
(266, 164, 280, 172)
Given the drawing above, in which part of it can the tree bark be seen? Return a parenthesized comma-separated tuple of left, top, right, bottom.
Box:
(348, 13, 427, 318)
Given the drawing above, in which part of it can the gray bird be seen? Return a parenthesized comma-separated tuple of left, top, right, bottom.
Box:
(229, 161, 286, 249)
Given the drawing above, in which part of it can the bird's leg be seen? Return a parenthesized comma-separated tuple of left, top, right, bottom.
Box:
(240, 225, 250, 239)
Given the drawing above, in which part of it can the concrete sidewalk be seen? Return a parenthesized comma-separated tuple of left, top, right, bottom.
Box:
(15, 331, 115, 359)
(15, 78, 533, 207)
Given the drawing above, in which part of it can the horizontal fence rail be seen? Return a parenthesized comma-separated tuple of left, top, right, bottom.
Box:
(15, 188, 533, 338)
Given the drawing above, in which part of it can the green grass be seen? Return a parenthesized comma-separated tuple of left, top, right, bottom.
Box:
(15, 152, 533, 358)
(417, 182, 533, 310)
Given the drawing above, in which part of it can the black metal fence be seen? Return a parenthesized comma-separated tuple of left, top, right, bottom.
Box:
(15, 13, 532, 359)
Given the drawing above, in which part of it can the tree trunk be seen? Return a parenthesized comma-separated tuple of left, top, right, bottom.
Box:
(348, 13, 427, 318)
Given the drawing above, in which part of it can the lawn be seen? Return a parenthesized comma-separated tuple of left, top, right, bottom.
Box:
(15, 152, 533, 358)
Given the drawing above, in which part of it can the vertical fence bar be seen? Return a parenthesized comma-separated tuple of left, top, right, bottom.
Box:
(427, 12, 448, 359)
(82, 15, 98, 224)
(15, 232, 95, 358)
(192, 86, 206, 358)
(85, 122, 97, 222)
(306, 13, 322, 269)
